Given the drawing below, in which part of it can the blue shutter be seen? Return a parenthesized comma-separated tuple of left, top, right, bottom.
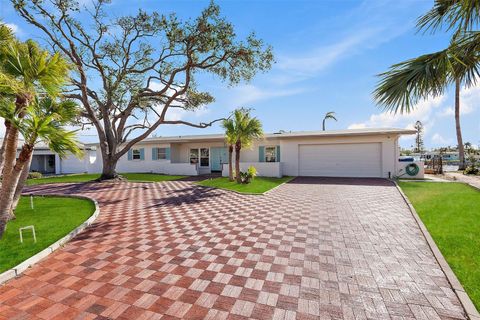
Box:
(128, 149, 133, 161)
(276, 146, 281, 162)
(259, 146, 265, 162)
(165, 147, 171, 160)
(152, 147, 158, 160)
(139, 148, 145, 160)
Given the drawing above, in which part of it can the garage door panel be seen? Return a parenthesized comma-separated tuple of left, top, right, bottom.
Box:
(299, 143, 382, 177)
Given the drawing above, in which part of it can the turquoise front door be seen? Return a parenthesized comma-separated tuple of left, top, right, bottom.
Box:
(211, 147, 228, 171)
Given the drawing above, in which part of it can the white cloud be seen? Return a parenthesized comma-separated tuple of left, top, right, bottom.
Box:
(439, 85, 480, 116)
(347, 95, 445, 131)
(432, 133, 453, 145)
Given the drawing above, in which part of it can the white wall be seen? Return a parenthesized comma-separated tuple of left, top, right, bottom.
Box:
(279, 134, 400, 178)
(59, 153, 88, 174)
(222, 162, 282, 178)
(397, 161, 425, 179)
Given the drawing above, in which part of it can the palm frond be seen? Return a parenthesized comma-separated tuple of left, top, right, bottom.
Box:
(373, 49, 453, 113)
(323, 111, 337, 121)
(417, 0, 480, 33)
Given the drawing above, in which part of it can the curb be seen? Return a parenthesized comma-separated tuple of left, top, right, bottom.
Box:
(0, 194, 100, 285)
(394, 181, 480, 320)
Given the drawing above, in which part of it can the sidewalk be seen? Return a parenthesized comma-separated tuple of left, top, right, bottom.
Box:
(444, 172, 480, 190)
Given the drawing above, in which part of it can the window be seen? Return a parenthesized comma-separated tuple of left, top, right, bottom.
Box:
(157, 148, 167, 160)
(200, 148, 209, 167)
(190, 149, 199, 164)
(190, 148, 209, 166)
(265, 146, 276, 162)
(132, 149, 141, 160)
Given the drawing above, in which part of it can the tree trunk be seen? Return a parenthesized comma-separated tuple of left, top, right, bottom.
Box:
(100, 155, 120, 180)
(0, 144, 32, 238)
(0, 123, 11, 174)
(235, 141, 241, 184)
(11, 152, 33, 211)
(455, 79, 466, 171)
(228, 145, 234, 181)
(322, 119, 326, 131)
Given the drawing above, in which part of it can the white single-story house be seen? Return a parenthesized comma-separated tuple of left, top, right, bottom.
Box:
(40, 127, 422, 178)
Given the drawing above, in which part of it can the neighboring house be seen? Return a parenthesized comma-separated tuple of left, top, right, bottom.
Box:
(0, 139, 94, 175)
(60, 128, 419, 178)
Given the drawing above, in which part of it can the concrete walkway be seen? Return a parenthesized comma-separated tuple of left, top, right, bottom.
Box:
(0, 178, 467, 319)
(444, 172, 480, 190)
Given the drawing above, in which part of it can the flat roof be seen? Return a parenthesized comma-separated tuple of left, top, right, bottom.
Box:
(109, 127, 416, 144)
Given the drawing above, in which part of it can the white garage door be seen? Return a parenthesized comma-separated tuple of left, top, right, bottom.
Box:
(298, 143, 382, 177)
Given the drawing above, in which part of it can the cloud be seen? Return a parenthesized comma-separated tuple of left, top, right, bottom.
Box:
(347, 95, 445, 131)
(439, 85, 480, 116)
(224, 85, 307, 108)
(432, 133, 453, 145)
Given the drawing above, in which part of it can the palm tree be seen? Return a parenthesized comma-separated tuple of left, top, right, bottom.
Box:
(222, 118, 236, 181)
(373, 32, 480, 171)
(0, 97, 82, 238)
(223, 109, 263, 184)
(322, 111, 337, 131)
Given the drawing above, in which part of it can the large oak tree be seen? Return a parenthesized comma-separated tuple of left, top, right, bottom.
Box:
(13, 0, 273, 179)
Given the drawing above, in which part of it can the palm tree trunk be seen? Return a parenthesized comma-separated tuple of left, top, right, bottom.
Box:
(11, 152, 33, 211)
(228, 145, 234, 181)
(0, 123, 10, 175)
(322, 118, 326, 131)
(455, 79, 466, 170)
(0, 144, 32, 238)
(235, 141, 241, 184)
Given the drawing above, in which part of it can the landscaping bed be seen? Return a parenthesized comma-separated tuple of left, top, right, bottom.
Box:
(0, 196, 96, 273)
(198, 176, 293, 194)
(26, 173, 185, 185)
(399, 181, 480, 309)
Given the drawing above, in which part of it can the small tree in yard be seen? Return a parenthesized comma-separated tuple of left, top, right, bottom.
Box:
(13, 0, 273, 180)
(222, 108, 263, 184)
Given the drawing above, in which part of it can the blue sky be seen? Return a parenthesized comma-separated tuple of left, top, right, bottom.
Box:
(1, 0, 479, 148)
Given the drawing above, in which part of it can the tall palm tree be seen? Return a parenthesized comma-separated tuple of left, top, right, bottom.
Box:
(224, 109, 263, 184)
(322, 111, 337, 131)
(373, 32, 480, 171)
(222, 118, 236, 181)
(0, 97, 82, 238)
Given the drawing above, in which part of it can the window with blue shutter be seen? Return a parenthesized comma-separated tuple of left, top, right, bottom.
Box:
(128, 149, 133, 161)
(152, 147, 158, 160)
(276, 145, 281, 162)
(139, 148, 145, 160)
(165, 147, 171, 160)
(259, 146, 265, 162)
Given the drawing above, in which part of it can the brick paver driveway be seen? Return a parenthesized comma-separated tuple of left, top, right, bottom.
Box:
(0, 177, 466, 319)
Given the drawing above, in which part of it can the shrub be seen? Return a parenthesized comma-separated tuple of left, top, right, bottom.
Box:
(27, 172, 43, 179)
(239, 166, 257, 184)
(464, 166, 479, 175)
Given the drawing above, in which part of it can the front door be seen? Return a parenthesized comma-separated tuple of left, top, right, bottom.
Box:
(211, 147, 228, 172)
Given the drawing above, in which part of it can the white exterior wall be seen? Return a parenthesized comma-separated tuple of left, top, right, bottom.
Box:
(222, 162, 282, 178)
(59, 153, 88, 174)
(279, 134, 399, 178)
(397, 161, 425, 179)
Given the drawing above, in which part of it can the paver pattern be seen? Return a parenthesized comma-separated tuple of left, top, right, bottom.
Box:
(0, 177, 467, 319)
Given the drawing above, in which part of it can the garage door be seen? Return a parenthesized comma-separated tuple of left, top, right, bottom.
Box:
(298, 143, 382, 177)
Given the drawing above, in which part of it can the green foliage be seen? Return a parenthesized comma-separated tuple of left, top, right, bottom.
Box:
(223, 108, 264, 149)
(0, 196, 95, 273)
(399, 181, 480, 309)
(12, 0, 274, 167)
(464, 145, 479, 175)
(27, 172, 42, 179)
(239, 165, 257, 184)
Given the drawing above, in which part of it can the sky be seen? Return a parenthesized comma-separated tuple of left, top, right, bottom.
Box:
(1, 0, 479, 149)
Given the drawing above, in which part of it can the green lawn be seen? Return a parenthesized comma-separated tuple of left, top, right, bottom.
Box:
(198, 176, 294, 194)
(0, 196, 95, 273)
(399, 181, 480, 309)
(26, 172, 185, 185)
